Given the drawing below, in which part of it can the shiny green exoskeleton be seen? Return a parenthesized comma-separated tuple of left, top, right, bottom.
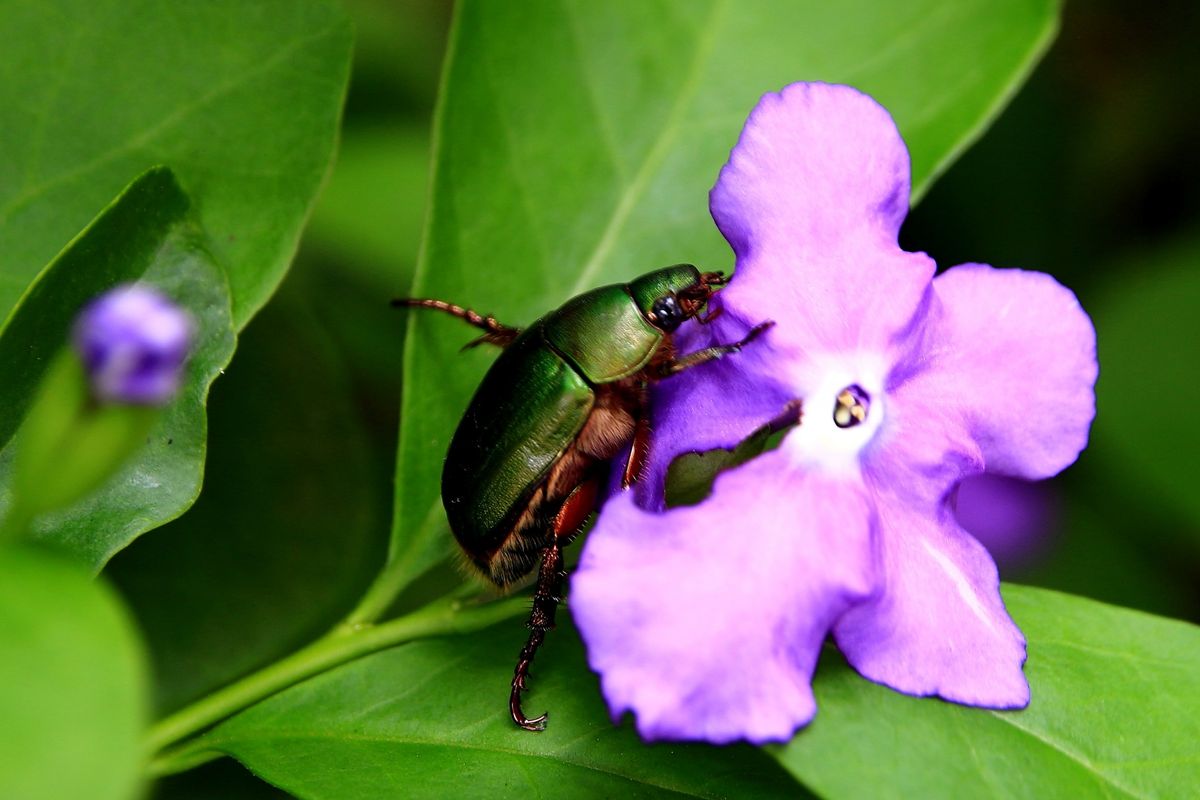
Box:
(397, 265, 770, 732)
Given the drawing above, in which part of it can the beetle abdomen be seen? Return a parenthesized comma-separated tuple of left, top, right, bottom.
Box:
(442, 323, 594, 575)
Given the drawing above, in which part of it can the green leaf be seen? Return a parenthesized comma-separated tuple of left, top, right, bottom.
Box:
(0, 0, 354, 566)
(202, 619, 803, 799)
(0, 546, 146, 800)
(303, 122, 431, 291)
(0, 168, 235, 568)
(775, 585, 1200, 799)
(107, 284, 387, 714)
(0, 0, 352, 328)
(340, 0, 447, 112)
(388, 0, 1062, 594)
(1089, 237, 1200, 543)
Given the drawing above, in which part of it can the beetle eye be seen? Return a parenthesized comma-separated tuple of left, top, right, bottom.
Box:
(650, 295, 682, 331)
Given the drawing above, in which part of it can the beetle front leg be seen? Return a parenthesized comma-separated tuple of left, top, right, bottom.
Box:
(657, 321, 774, 377)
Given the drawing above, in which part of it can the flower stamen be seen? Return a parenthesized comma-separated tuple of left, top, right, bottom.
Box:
(834, 385, 870, 428)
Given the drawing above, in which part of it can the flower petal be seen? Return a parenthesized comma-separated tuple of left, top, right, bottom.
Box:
(833, 500, 1029, 708)
(918, 264, 1098, 479)
(710, 82, 934, 358)
(835, 379, 1032, 710)
(636, 316, 793, 509)
(573, 451, 876, 743)
(835, 386, 1027, 707)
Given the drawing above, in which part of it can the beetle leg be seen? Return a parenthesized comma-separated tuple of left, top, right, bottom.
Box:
(621, 384, 651, 489)
(390, 298, 521, 348)
(510, 478, 600, 731)
(656, 320, 774, 377)
(509, 541, 560, 731)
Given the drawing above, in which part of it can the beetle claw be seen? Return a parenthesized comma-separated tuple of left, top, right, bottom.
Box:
(744, 320, 775, 343)
(510, 679, 548, 732)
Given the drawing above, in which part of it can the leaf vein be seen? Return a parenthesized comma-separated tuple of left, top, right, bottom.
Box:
(219, 732, 704, 798)
(988, 713, 1145, 800)
(559, 1, 628, 183)
(0, 23, 340, 225)
(567, 0, 728, 296)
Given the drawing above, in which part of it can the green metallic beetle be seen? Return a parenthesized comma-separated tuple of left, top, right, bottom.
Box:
(397, 265, 770, 730)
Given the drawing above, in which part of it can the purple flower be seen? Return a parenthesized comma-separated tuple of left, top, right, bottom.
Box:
(73, 285, 192, 405)
(571, 83, 1097, 743)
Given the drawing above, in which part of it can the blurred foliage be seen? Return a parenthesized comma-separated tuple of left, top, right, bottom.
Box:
(0, 547, 146, 800)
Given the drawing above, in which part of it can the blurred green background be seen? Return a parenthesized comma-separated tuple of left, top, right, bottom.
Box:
(106, 0, 1200, 795)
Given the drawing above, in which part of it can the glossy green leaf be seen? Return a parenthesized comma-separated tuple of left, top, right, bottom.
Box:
(0, 168, 235, 568)
(0, 546, 146, 800)
(390, 0, 1062, 592)
(107, 284, 386, 714)
(0, 0, 352, 327)
(1089, 237, 1200, 542)
(203, 619, 803, 799)
(776, 585, 1200, 798)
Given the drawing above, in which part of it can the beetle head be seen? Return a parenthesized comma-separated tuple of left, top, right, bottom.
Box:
(631, 265, 728, 333)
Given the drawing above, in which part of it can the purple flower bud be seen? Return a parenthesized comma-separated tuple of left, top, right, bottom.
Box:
(73, 285, 192, 405)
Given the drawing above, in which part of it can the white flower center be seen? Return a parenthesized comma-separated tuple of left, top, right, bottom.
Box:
(780, 353, 886, 476)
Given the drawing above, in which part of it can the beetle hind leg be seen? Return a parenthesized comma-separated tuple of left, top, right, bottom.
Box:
(509, 541, 561, 731)
(509, 477, 600, 731)
(390, 298, 521, 348)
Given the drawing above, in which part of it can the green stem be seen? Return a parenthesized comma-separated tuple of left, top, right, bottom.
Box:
(146, 742, 222, 778)
(143, 592, 529, 759)
(341, 507, 452, 627)
(342, 556, 421, 626)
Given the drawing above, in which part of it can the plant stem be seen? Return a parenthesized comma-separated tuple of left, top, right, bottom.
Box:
(341, 555, 420, 626)
(143, 592, 529, 759)
(341, 507, 452, 627)
(146, 742, 222, 778)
